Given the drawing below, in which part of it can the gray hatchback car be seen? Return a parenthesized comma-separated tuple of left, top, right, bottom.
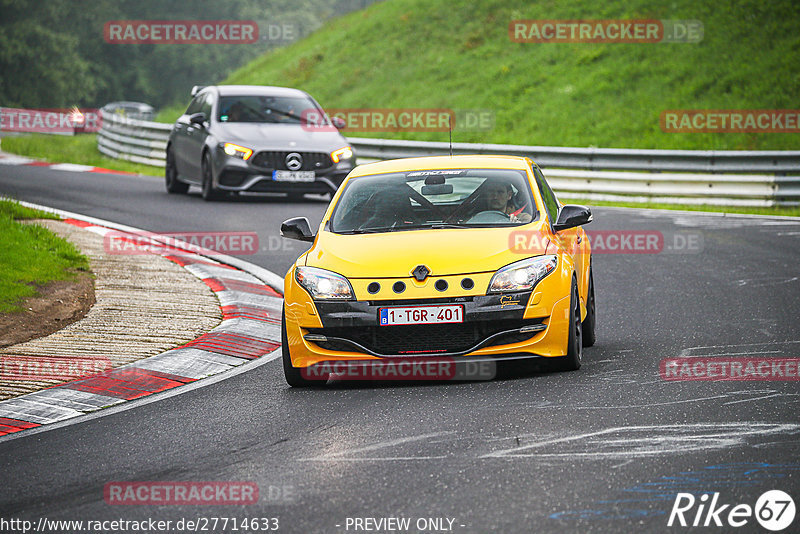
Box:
(166, 85, 355, 201)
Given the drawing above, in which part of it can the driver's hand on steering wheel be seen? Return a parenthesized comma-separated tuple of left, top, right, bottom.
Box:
(510, 212, 532, 223)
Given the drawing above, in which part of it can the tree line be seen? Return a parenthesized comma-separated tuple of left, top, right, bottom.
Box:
(0, 0, 377, 110)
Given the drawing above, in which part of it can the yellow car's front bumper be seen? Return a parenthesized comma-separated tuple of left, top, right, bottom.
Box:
(283, 265, 576, 369)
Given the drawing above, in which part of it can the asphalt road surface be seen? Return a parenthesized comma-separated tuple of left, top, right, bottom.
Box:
(1, 165, 799, 533)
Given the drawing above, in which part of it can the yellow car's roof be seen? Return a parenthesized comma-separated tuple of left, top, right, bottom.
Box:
(349, 155, 533, 177)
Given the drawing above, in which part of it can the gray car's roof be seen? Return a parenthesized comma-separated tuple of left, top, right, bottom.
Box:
(211, 85, 309, 97)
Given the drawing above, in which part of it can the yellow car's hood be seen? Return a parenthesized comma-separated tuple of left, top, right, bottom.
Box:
(304, 223, 549, 278)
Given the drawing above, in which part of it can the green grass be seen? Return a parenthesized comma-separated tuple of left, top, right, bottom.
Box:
(0, 199, 59, 221)
(0, 134, 163, 176)
(0, 199, 91, 313)
(566, 198, 800, 217)
(212, 0, 799, 150)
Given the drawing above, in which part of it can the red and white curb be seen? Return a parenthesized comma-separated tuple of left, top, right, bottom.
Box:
(0, 208, 284, 437)
(0, 152, 137, 175)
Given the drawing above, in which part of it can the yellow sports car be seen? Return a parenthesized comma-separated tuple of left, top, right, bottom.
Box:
(280, 155, 594, 386)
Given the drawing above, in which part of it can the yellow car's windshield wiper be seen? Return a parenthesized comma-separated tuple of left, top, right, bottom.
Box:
(336, 223, 472, 234)
(402, 223, 472, 230)
(336, 228, 392, 234)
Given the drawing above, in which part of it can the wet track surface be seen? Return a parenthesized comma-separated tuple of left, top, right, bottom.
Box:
(1, 166, 799, 533)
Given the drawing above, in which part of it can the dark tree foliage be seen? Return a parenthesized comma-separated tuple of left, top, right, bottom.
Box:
(0, 0, 378, 109)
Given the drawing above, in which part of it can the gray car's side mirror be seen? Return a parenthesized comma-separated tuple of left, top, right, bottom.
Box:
(331, 116, 346, 129)
(281, 217, 316, 242)
(553, 205, 592, 232)
(189, 112, 206, 126)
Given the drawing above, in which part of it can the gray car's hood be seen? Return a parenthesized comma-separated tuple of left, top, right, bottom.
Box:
(212, 122, 348, 151)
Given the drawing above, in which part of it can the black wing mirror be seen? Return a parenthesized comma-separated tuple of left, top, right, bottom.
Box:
(281, 217, 316, 242)
(553, 205, 592, 232)
(189, 112, 206, 126)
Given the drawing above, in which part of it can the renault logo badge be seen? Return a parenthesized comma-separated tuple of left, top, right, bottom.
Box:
(411, 265, 430, 281)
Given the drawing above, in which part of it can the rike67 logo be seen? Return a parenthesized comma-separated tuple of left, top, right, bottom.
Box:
(668, 490, 795, 531)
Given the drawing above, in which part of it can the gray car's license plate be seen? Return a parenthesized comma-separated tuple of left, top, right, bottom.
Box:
(273, 170, 315, 182)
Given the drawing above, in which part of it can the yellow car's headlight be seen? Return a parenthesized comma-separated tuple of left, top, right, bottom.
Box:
(488, 255, 557, 293)
(295, 266, 354, 300)
(331, 146, 353, 163)
(223, 142, 253, 160)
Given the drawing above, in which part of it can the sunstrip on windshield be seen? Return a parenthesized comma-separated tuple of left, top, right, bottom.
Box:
(406, 170, 467, 177)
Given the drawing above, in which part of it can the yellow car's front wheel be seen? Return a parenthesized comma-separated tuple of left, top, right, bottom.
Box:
(282, 308, 329, 387)
(582, 267, 596, 348)
(551, 278, 583, 371)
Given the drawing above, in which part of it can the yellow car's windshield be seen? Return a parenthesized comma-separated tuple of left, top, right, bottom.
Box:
(331, 169, 538, 234)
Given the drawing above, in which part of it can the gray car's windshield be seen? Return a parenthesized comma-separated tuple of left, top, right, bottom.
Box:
(330, 169, 538, 234)
(218, 95, 325, 124)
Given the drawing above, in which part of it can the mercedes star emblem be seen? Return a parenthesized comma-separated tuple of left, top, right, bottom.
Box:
(285, 152, 303, 171)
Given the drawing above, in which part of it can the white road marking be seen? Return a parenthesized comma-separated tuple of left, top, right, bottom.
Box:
(734, 276, 798, 287)
(0, 154, 34, 165)
(300, 431, 455, 462)
(49, 163, 95, 172)
(679, 340, 800, 358)
(723, 392, 800, 406)
(481, 423, 800, 459)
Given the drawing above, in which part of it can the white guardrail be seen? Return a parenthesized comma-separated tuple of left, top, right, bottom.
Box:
(98, 110, 800, 207)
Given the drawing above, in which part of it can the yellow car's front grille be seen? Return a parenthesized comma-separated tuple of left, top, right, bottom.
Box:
(307, 318, 545, 356)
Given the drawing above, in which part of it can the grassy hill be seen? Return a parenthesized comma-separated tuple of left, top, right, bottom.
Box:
(180, 0, 800, 150)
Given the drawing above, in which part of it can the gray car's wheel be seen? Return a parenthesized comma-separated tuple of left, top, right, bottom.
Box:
(165, 147, 189, 194)
(201, 152, 222, 201)
(552, 278, 582, 372)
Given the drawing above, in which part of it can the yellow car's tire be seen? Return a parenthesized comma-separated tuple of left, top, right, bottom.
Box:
(552, 278, 582, 372)
(282, 308, 327, 387)
(582, 268, 596, 348)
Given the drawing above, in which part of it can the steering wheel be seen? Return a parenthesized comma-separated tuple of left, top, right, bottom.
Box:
(466, 210, 511, 224)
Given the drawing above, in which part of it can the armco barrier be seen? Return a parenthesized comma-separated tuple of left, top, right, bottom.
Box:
(97, 111, 171, 167)
(96, 112, 800, 207)
(347, 137, 800, 175)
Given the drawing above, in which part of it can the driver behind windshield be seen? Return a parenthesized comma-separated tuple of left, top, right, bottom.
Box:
(481, 178, 532, 223)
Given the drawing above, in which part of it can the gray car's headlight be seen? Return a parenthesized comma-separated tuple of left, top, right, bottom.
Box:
(222, 142, 253, 160)
(295, 266, 354, 300)
(488, 255, 558, 293)
(331, 146, 353, 163)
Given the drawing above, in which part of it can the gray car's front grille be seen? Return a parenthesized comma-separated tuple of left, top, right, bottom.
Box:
(251, 151, 332, 171)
